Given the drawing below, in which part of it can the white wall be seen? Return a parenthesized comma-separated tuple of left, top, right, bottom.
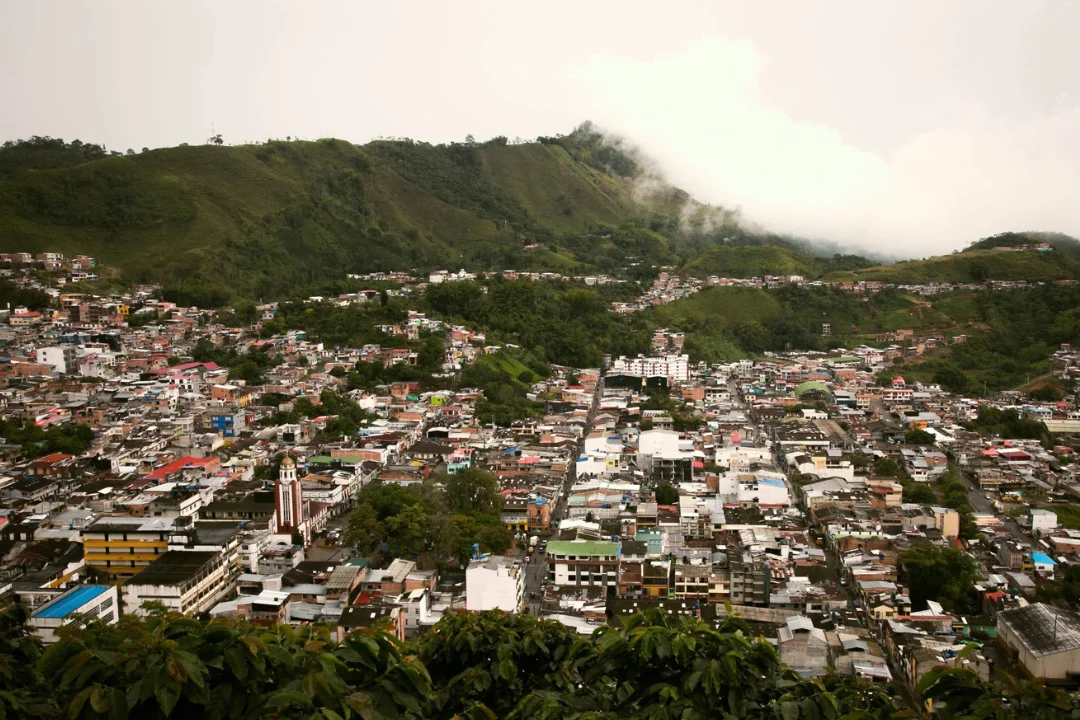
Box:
(1031, 511, 1058, 534)
(639, 429, 681, 458)
(466, 560, 523, 612)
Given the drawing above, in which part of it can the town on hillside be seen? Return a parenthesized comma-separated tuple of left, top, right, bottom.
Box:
(4, 250, 1080, 697)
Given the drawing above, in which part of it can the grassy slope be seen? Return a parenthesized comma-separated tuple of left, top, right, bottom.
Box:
(822, 249, 1080, 283)
(682, 245, 817, 278)
(0, 139, 654, 297)
(477, 143, 634, 232)
(649, 287, 783, 326)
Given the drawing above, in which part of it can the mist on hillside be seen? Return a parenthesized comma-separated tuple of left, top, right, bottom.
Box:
(577, 40, 1080, 260)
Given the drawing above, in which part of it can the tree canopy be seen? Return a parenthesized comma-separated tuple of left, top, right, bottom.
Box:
(4, 603, 1079, 720)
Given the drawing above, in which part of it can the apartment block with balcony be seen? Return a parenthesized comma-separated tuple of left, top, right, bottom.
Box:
(82, 517, 176, 583)
(728, 549, 771, 606)
(618, 540, 647, 597)
(673, 561, 710, 599)
(546, 539, 621, 588)
(122, 549, 238, 615)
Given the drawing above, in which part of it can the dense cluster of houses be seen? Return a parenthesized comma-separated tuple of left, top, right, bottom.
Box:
(6, 252, 1080, 689)
(0, 261, 612, 642)
(480, 343, 1080, 689)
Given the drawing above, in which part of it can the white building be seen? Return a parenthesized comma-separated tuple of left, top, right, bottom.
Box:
(390, 588, 435, 632)
(610, 354, 690, 383)
(716, 471, 791, 505)
(122, 550, 237, 615)
(997, 603, 1080, 680)
(466, 555, 525, 612)
(30, 585, 119, 643)
(37, 346, 78, 375)
(1030, 509, 1058, 535)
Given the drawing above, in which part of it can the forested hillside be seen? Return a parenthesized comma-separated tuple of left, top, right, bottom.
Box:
(0, 129, 754, 304)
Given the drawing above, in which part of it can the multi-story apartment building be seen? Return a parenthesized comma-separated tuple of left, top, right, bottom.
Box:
(728, 549, 771, 606)
(546, 539, 620, 589)
(82, 517, 175, 583)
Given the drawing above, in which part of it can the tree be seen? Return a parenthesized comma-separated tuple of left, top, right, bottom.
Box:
(902, 480, 938, 504)
(873, 456, 905, 478)
(441, 468, 502, 514)
(900, 545, 979, 613)
(2, 601, 1079, 719)
(1029, 384, 1065, 402)
(654, 482, 679, 505)
(343, 503, 384, 555)
(207, 133, 224, 145)
(383, 503, 430, 558)
(905, 429, 936, 445)
(0, 603, 52, 718)
(35, 608, 431, 719)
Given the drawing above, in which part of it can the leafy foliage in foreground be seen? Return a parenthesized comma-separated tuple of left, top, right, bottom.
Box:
(6, 602, 1080, 719)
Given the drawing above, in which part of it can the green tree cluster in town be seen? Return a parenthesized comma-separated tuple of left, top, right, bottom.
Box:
(343, 469, 511, 567)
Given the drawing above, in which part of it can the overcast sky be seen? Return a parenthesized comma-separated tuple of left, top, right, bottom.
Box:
(2, 0, 1078, 257)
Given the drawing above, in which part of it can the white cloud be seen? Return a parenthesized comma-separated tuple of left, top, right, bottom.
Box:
(575, 38, 1080, 256)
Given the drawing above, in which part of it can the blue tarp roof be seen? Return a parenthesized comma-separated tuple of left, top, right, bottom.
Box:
(1032, 551, 1057, 565)
(35, 586, 109, 618)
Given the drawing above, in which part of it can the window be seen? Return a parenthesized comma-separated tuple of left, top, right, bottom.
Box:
(101, 597, 114, 610)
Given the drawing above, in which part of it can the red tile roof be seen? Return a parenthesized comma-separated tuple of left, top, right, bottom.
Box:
(146, 456, 214, 481)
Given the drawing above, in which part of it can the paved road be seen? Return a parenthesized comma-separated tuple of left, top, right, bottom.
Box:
(960, 470, 1033, 548)
(523, 377, 602, 615)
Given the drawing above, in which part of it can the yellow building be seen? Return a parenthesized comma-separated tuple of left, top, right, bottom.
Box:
(82, 517, 175, 583)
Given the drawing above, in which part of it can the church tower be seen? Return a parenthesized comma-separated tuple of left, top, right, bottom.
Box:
(275, 456, 305, 537)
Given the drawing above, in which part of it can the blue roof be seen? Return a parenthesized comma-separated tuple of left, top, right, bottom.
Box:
(759, 477, 786, 487)
(1032, 552, 1057, 566)
(35, 586, 109, 619)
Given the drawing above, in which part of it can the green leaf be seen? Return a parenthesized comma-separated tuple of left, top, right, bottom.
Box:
(166, 656, 188, 683)
(224, 646, 247, 682)
(155, 680, 181, 716)
(346, 692, 374, 720)
(68, 687, 92, 720)
(498, 658, 516, 682)
(781, 701, 800, 720)
(265, 689, 314, 709)
(89, 686, 109, 713)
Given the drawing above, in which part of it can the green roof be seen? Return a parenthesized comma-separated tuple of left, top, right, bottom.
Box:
(793, 380, 832, 398)
(307, 455, 365, 464)
(546, 540, 620, 556)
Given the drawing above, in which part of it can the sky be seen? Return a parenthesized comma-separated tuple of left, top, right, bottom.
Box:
(2, 0, 1078, 258)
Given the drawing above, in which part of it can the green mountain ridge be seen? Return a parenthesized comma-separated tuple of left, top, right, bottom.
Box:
(2, 132, 1078, 305)
(822, 247, 1080, 284)
(0, 129, 751, 304)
